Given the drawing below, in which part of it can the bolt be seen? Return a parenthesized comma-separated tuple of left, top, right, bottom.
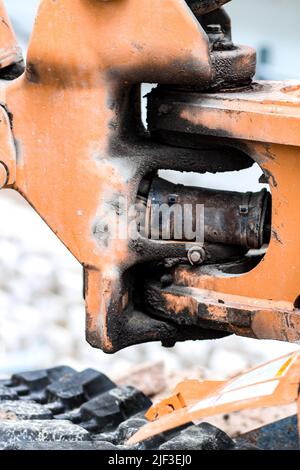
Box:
(0, 162, 8, 189)
(160, 274, 173, 287)
(168, 194, 179, 205)
(190, 251, 202, 264)
(187, 246, 206, 266)
(205, 24, 232, 52)
(206, 24, 222, 34)
(259, 173, 269, 184)
(239, 205, 249, 215)
(159, 104, 172, 115)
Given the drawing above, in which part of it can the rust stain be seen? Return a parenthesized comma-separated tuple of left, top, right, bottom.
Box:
(164, 292, 198, 316)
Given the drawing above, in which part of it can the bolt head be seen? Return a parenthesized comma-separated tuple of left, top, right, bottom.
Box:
(190, 251, 201, 263)
(187, 246, 206, 266)
(168, 194, 178, 205)
(206, 24, 222, 34)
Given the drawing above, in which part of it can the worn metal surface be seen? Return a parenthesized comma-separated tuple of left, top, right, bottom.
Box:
(187, 0, 231, 16)
(148, 81, 300, 146)
(144, 283, 300, 342)
(144, 176, 270, 249)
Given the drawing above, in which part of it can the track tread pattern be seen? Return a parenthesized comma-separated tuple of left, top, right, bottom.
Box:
(0, 366, 235, 450)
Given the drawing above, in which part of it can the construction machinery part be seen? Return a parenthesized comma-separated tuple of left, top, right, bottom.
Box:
(128, 351, 300, 445)
(139, 175, 271, 249)
(0, 0, 298, 353)
(144, 81, 300, 344)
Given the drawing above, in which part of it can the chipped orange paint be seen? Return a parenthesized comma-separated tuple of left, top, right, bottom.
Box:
(168, 284, 294, 312)
(207, 305, 228, 322)
(163, 292, 198, 317)
(161, 285, 300, 342)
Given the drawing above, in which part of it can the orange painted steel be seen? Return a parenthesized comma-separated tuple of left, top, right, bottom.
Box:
(145, 380, 224, 421)
(0, 1, 22, 70)
(128, 350, 300, 444)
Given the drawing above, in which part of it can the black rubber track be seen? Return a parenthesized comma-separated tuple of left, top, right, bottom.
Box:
(0, 365, 236, 450)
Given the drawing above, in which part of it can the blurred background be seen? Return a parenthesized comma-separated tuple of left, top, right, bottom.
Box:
(0, 0, 299, 384)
